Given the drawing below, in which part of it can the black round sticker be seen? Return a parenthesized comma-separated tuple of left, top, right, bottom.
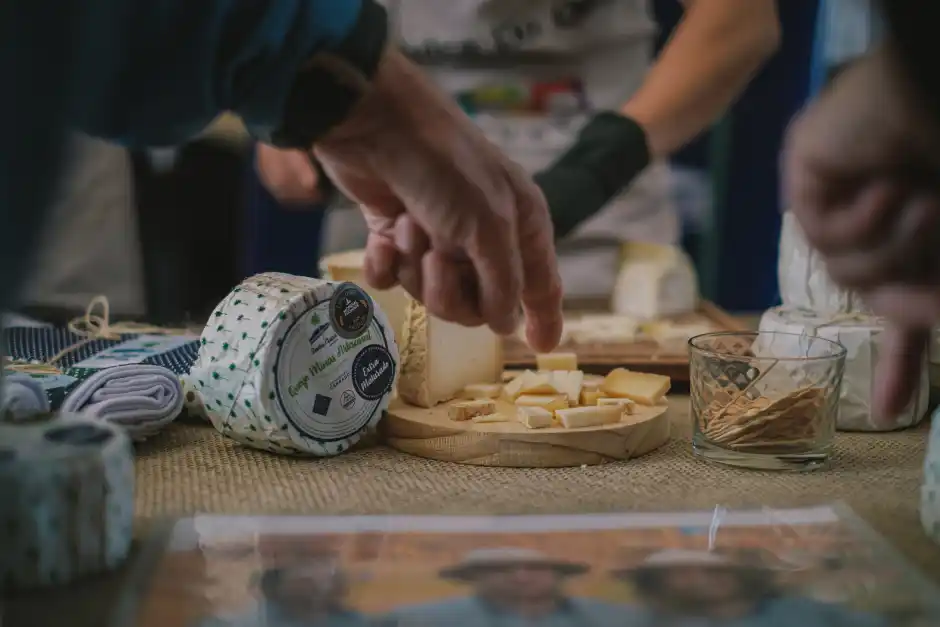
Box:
(351, 345, 396, 401)
(44, 424, 114, 446)
(329, 283, 374, 339)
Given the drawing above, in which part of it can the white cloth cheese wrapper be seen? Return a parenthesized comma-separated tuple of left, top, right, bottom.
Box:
(922, 406, 940, 545)
(186, 273, 399, 456)
(0, 415, 134, 588)
(778, 212, 871, 315)
(756, 307, 929, 432)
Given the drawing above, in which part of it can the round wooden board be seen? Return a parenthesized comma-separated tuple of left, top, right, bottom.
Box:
(382, 399, 671, 468)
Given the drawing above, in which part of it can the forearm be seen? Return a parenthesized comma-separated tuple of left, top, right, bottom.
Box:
(621, 0, 780, 158)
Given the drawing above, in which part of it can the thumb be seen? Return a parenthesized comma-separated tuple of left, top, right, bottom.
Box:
(873, 324, 929, 425)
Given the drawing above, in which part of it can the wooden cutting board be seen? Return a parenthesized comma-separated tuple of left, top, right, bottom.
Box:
(382, 398, 671, 468)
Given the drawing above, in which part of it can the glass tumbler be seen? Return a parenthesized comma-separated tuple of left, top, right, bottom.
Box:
(689, 331, 846, 471)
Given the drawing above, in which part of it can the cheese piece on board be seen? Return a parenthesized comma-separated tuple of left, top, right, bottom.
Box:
(398, 299, 502, 408)
(582, 374, 605, 388)
(517, 406, 554, 429)
(186, 273, 398, 456)
(777, 212, 871, 315)
(580, 387, 601, 406)
(502, 369, 526, 383)
(549, 370, 584, 404)
(556, 405, 622, 429)
(601, 369, 671, 405)
(598, 397, 635, 414)
(536, 352, 578, 371)
(448, 400, 497, 422)
(564, 314, 639, 344)
(0, 416, 134, 589)
(515, 394, 569, 412)
(757, 306, 929, 431)
(471, 413, 510, 424)
(518, 371, 559, 395)
(460, 383, 503, 400)
(611, 243, 699, 320)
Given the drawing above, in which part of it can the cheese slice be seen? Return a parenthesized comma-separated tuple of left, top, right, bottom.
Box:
(502, 369, 526, 383)
(582, 374, 605, 388)
(398, 299, 503, 408)
(448, 400, 497, 422)
(580, 387, 601, 406)
(471, 413, 510, 424)
(517, 371, 559, 395)
(515, 394, 569, 412)
(502, 371, 530, 401)
(516, 406, 554, 429)
(549, 370, 584, 405)
(611, 243, 699, 320)
(556, 405, 622, 429)
(460, 383, 503, 400)
(565, 314, 639, 344)
(536, 352, 578, 371)
(597, 397, 635, 414)
(600, 368, 671, 405)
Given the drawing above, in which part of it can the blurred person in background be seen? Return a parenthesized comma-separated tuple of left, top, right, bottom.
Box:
(259, 0, 780, 303)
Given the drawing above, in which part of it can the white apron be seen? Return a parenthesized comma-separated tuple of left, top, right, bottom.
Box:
(324, 0, 678, 301)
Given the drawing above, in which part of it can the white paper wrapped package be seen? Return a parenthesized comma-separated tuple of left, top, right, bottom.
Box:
(922, 406, 940, 544)
(778, 212, 871, 315)
(757, 307, 929, 432)
(186, 273, 398, 457)
(0, 415, 134, 588)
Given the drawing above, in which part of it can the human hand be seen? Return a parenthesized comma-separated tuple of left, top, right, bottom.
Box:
(255, 143, 324, 206)
(782, 45, 940, 419)
(314, 49, 564, 351)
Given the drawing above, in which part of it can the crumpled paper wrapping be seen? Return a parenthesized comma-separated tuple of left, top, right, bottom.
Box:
(778, 212, 871, 315)
(757, 307, 929, 432)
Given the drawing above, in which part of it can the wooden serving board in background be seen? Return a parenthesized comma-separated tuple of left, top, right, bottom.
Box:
(503, 301, 746, 380)
(383, 399, 671, 468)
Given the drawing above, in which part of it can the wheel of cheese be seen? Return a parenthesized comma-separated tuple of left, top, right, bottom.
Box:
(185, 273, 399, 456)
(611, 242, 698, 320)
(0, 415, 134, 589)
(757, 306, 929, 432)
(778, 212, 871, 315)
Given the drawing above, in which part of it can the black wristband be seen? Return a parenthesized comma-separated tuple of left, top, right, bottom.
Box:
(536, 112, 650, 239)
(270, 0, 389, 149)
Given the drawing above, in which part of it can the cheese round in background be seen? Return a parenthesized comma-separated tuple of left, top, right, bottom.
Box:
(778, 212, 871, 315)
(0, 415, 134, 589)
(186, 273, 398, 456)
(611, 242, 698, 320)
(757, 306, 929, 432)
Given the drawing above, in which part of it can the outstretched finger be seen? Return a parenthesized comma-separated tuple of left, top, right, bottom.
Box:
(363, 232, 399, 290)
(873, 325, 929, 425)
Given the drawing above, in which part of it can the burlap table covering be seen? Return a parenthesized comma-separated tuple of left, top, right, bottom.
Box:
(5, 397, 939, 626)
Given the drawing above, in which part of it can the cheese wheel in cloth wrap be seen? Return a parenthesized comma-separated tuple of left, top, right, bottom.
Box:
(777, 212, 871, 315)
(185, 273, 398, 456)
(922, 406, 940, 544)
(756, 306, 929, 432)
(0, 415, 134, 589)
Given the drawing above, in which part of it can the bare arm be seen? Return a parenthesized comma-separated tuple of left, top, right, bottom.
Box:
(622, 0, 781, 158)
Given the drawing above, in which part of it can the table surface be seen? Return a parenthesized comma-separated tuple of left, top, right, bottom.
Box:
(4, 395, 938, 627)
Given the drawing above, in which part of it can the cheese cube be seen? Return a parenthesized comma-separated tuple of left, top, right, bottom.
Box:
(548, 370, 584, 406)
(448, 400, 497, 422)
(597, 397, 635, 415)
(600, 368, 671, 406)
(502, 369, 526, 383)
(460, 383, 503, 400)
(582, 374, 605, 388)
(399, 299, 503, 407)
(536, 352, 578, 371)
(555, 405, 622, 429)
(502, 371, 531, 401)
(471, 413, 510, 424)
(516, 406, 553, 429)
(517, 371, 560, 395)
(580, 387, 601, 406)
(515, 394, 569, 412)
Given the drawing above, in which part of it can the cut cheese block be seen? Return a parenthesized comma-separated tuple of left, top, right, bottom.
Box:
(515, 394, 569, 412)
(757, 306, 929, 431)
(601, 368, 671, 405)
(502, 369, 526, 383)
(611, 243, 698, 320)
(460, 383, 503, 400)
(503, 370, 558, 401)
(565, 314, 639, 344)
(398, 298, 502, 408)
(448, 400, 496, 422)
(471, 413, 510, 424)
(186, 273, 398, 456)
(598, 397, 635, 414)
(556, 405, 622, 429)
(582, 374, 605, 388)
(536, 352, 578, 371)
(0, 415, 134, 589)
(644, 320, 714, 354)
(549, 370, 584, 405)
(319, 250, 410, 353)
(580, 387, 601, 406)
(777, 212, 871, 315)
(517, 406, 554, 429)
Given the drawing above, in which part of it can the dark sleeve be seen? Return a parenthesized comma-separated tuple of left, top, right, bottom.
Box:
(878, 2, 940, 119)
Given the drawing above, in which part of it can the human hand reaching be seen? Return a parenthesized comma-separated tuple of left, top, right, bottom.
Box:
(783, 45, 940, 421)
(314, 49, 564, 351)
